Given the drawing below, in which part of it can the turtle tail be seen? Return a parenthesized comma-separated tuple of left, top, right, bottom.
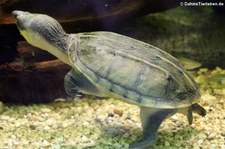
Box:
(178, 103, 206, 125)
(191, 103, 206, 117)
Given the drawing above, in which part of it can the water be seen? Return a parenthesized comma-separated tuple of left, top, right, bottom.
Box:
(0, 1, 224, 148)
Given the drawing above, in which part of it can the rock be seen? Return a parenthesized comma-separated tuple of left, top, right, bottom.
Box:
(62, 122, 69, 128)
(164, 140, 170, 146)
(197, 139, 203, 145)
(113, 109, 123, 117)
(41, 108, 51, 113)
(42, 140, 49, 146)
(14, 120, 21, 127)
(29, 124, 36, 130)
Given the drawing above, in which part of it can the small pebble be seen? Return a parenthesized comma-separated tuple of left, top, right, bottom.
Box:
(113, 109, 123, 116)
(164, 141, 170, 146)
(197, 139, 203, 145)
(42, 140, 49, 146)
(81, 136, 88, 142)
(0, 68, 224, 148)
(43, 125, 51, 131)
(41, 108, 51, 113)
(30, 124, 36, 130)
(14, 120, 21, 127)
(108, 113, 114, 117)
(46, 119, 54, 126)
(62, 122, 69, 128)
(208, 133, 217, 139)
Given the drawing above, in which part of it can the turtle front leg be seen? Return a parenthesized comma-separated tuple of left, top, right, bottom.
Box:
(129, 108, 176, 149)
(64, 69, 105, 98)
(64, 70, 82, 98)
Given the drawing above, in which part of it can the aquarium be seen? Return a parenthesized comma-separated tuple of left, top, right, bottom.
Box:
(0, 1, 224, 148)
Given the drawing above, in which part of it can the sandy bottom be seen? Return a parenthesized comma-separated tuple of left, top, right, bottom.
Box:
(0, 67, 224, 149)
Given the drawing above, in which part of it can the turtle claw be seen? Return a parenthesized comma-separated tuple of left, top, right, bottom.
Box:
(129, 136, 157, 149)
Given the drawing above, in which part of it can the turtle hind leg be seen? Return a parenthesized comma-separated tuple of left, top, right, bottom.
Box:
(64, 70, 82, 98)
(129, 108, 176, 149)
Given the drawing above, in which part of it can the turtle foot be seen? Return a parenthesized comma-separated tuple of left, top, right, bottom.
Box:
(129, 108, 176, 149)
(129, 136, 156, 149)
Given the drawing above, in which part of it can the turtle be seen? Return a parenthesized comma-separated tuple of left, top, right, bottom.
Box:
(12, 10, 206, 148)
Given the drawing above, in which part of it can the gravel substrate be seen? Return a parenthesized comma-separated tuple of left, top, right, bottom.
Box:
(0, 68, 225, 149)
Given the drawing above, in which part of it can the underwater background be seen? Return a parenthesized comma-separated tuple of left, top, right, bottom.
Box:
(0, 1, 224, 148)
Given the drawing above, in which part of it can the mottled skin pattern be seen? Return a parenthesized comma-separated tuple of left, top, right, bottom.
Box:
(13, 11, 206, 148)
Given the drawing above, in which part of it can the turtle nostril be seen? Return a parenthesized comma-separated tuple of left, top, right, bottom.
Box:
(12, 10, 22, 18)
(12, 11, 18, 18)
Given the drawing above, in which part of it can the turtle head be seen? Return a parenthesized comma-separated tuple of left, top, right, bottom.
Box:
(13, 10, 72, 65)
(12, 11, 32, 31)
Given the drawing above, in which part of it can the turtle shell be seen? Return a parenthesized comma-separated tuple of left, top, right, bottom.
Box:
(69, 32, 200, 108)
